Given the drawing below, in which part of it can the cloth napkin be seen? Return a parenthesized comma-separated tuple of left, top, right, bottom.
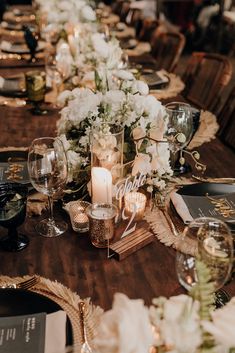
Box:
(0, 40, 12, 51)
(170, 191, 194, 224)
(45, 310, 67, 353)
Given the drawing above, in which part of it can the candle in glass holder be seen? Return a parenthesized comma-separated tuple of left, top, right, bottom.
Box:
(69, 201, 90, 233)
(91, 167, 112, 204)
(124, 191, 147, 220)
(86, 203, 117, 248)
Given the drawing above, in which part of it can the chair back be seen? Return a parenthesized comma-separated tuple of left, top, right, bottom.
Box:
(218, 85, 235, 150)
(151, 31, 185, 72)
(183, 52, 232, 114)
(137, 17, 159, 42)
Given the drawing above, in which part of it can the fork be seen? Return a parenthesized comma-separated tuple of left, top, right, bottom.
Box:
(1, 275, 39, 290)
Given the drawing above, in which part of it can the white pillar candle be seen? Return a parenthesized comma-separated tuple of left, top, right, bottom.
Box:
(91, 167, 112, 204)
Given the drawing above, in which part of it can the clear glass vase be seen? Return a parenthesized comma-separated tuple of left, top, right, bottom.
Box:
(90, 123, 124, 204)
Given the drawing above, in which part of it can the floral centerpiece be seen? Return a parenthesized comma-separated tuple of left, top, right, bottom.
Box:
(56, 81, 173, 197)
(91, 261, 235, 353)
(35, 0, 96, 25)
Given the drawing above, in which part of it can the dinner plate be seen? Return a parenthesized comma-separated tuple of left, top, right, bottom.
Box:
(1, 40, 46, 54)
(0, 149, 30, 184)
(0, 288, 73, 346)
(176, 182, 235, 232)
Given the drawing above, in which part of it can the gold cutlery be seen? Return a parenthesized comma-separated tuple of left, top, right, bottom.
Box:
(79, 301, 92, 353)
(192, 175, 235, 184)
(159, 206, 179, 237)
(1, 275, 39, 290)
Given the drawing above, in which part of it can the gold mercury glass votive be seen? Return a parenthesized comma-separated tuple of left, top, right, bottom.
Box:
(69, 201, 91, 233)
(86, 203, 117, 248)
(124, 191, 147, 220)
(25, 70, 46, 102)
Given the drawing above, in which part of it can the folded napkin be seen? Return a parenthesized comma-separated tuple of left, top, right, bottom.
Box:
(170, 192, 194, 224)
(45, 310, 67, 353)
(0, 40, 11, 51)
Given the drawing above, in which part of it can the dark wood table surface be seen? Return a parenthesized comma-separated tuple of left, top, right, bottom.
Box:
(0, 53, 235, 311)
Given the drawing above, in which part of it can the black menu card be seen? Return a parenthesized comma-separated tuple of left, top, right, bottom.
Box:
(0, 313, 46, 353)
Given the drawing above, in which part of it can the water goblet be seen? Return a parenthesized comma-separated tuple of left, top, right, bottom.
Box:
(25, 70, 48, 115)
(27, 137, 68, 237)
(176, 217, 233, 305)
(165, 102, 193, 174)
(0, 183, 29, 251)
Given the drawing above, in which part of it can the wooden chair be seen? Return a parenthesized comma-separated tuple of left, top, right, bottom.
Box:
(218, 85, 235, 150)
(137, 17, 159, 42)
(150, 31, 186, 72)
(183, 52, 232, 114)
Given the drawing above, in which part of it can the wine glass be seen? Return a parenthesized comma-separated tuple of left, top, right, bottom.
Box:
(27, 137, 68, 237)
(165, 102, 193, 174)
(45, 51, 63, 105)
(0, 183, 28, 251)
(176, 217, 233, 304)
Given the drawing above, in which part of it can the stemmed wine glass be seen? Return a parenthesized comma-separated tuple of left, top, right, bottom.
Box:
(28, 137, 68, 237)
(165, 102, 193, 174)
(176, 217, 233, 305)
(0, 183, 28, 251)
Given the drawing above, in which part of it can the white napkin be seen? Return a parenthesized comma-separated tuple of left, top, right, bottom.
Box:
(0, 76, 4, 89)
(170, 192, 194, 224)
(0, 40, 12, 51)
(45, 310, 67, 353)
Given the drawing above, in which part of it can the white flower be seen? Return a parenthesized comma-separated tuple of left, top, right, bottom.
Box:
(57, 90, 73, 107)
(114, 70, 134, 81)
(93, 293, 153, 353)
(133, 80, 149, 95)
(202, 298, 235, 350)
(132, 153, 152, 176)
(59, 134, 71, 152)
(153, 295, 202, 353)
(81, 5, 96, 22)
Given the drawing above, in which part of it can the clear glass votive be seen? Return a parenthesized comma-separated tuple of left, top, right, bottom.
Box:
(124, 191, 147, 220)
(69, 201, 91, 233)
(86, 203, 117, 248)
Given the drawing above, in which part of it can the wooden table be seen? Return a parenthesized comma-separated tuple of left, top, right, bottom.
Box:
(0, 57, 235, 312)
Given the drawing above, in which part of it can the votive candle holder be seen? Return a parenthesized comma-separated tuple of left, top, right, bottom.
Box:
(124, 191, 147, 220)
(86, 203, 117, 248)
(69, 201, 91, 233)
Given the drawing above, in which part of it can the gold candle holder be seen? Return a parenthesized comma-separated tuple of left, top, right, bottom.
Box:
(86, 203, 117, 248)
(124, 191, 147, 220)
(68, 201, 90, 233)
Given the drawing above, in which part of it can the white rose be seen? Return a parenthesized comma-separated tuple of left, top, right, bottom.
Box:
(161, 295, 202, 353)
(202, 298, 235, 350)
(81, 5, 96, 21)
(93, 293, 153, 353)
(132, 153, 152, 176)
(57, 90, 73, 107)
(134, 80, 149, 95)
(114, 70, 134, 81)
(92, 33, 109, 59)
(59, 134, 71, 152)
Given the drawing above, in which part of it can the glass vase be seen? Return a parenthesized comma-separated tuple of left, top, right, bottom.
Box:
(90, 123, 124, 204)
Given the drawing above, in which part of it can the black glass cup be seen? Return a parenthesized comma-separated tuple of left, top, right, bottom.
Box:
(0, 183, 29, 251)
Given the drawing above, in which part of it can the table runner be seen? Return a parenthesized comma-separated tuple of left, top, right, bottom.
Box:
(0, 275, 103, 352)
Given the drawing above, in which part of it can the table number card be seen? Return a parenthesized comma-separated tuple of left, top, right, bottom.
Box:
(107, 161, 154, 260)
